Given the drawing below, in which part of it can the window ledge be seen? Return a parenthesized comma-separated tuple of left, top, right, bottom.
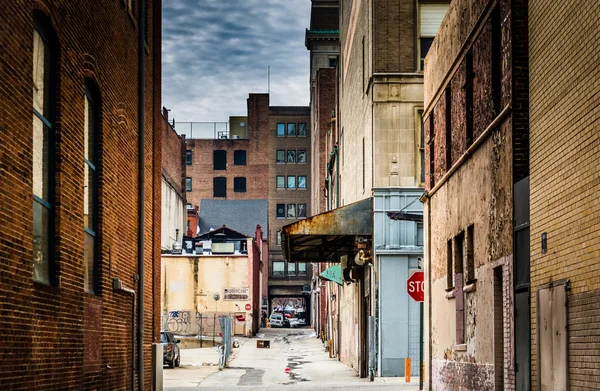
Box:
(445, 288, 455, 299)
(453, 344, 467, 352)
(463, 280, 477, 293)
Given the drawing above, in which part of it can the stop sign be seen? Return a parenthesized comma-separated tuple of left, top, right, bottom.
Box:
(407, 271, 424, 302)
(245, 303, 251, 311)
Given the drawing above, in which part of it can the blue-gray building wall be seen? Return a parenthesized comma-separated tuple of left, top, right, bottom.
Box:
(373, 188, 424, 377)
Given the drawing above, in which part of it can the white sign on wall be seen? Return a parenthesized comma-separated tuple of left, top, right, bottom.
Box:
(224, 287, 249, 301)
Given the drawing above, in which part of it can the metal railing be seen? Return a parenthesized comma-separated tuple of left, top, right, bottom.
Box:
(173, 122, 229, 140)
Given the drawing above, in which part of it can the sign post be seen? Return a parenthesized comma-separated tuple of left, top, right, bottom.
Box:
(407, 271, 424, 389)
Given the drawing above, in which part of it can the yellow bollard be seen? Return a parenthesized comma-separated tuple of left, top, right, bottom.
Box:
(405, 358, 411, 382)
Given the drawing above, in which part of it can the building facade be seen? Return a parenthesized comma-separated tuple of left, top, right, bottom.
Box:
(529, 1, 599, 390)
(0, 0, 162, 389)
(161, 108, 186, 252)
(422, 0, 529, 389)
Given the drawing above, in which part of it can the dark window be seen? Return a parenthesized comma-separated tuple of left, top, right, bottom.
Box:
(276, 123, 285, 137)
(298, 123, 307, 137)
(213, 150, 226, 170)
(186, 177, 192, 192)
(213, 177, 226, 197)
(466, 225, 475, 282)
(298, 176, 307, 189)
(298, 204, 307, 218)
(234, 150, 246, 165)
(32, 18, 56, 285)
(84, 83, 100, 294)
(297, 150, 307, 163)
(276, 150, 285, 163)
(287, 123, 296, 136)
(329, 58, 336, 68)
(420, 38, 434, 71)
(447, 239, 453, 290)
(419, 111, 425, 183)
(276, 176, 285, 189)
(234, 177, 246, 192)
(276, 204, 285, 218)
(287, 150, 296, 163)
(186, 150, 192, 165)
(287, 204, 296, 218)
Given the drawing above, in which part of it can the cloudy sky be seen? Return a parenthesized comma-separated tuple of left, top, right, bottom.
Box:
(162, 0, 312, 123)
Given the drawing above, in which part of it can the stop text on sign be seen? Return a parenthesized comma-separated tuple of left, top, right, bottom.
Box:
(406, 271, 424, 302)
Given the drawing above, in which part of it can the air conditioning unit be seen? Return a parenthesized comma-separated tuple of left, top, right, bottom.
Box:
(232, 135, 239, 139)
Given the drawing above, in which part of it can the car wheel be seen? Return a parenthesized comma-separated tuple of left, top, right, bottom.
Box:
(168, 357, 175, 368)
(175, 353, 181, 367)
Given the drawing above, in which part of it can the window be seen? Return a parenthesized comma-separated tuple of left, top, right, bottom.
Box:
(186, 177, 192, 192)
(419, 111, 425, 183)
(276, 204, 285, 218)
(287, 204, 296, 218)
(328, 58, 336, 68)
(234, 177, 246, 192)
(298, 204, 307, 218)
(287, 150, 296, 163)
(32, 20, 55, 285)
(297, 150, 307, 163)
(419, 3, 450, 70)
(276, 230, 282, 246)
(287, 123, 296, 136)
(273, 261, 285, 277)
(445, 88, 452, 170)
(417, 222, 424, 246)
(213, 177, 226, 197)
(298, 262, 307, 275)
(298, 123, 307, 137)
(276, 123, 285, 137)
(276, 149, 285, 163)
(186, 150, 192, 165)
(288, 262, 296, 276)
(213, 150, 226, 170)
(287, 176, 296, 189)
(187, 203, 192, 209)
(276, 176, 285, 189)
(298, 176, 307, 189)
(447, 239, 453, 290)
(466, 225, 475, 282)
(84, 85, 100, 294)
(234, 150, 246, 165)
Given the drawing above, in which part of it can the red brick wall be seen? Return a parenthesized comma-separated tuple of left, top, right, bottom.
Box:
(162, 109, 186, 195)
(0, 1, 161, 389)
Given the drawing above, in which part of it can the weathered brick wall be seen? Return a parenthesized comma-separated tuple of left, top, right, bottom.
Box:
(529, 1, 600, 389)
(162, 109, 185, 195)
(0, 0, 161, 389)
(373, 0, 416, 73)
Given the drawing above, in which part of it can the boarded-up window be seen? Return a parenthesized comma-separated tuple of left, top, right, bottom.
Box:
(213, 150, 226, 170)
(537, 283, 568, 390)
(234, 177, 246, 192)
(213, 177, 226, 197)
(233, 150, 246, 165)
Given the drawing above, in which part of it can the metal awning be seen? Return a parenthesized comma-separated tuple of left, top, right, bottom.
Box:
(282, 198, 373, 262)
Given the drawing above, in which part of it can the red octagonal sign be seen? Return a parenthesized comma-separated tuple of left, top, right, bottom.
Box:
(407, 271, 424, 302)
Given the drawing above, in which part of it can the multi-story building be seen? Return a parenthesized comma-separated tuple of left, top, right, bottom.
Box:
(284, 0, 449, 379)
(421, 0, 529, 389)
(161, 108, 186, 252)
(529, 2, 599, 390)
(177, 94, 312, 313)
(0, 0, 162, 389)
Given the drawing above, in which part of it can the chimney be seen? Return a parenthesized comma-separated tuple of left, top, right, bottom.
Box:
(255, 224, 263, 243)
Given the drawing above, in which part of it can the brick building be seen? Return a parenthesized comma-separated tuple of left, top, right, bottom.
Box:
(421, 0, 529, 389)
(176, 94, 312, 312)
(161, 108, 186, 252)
(0, 0, 162, 390)
(529, 2, 600, 390)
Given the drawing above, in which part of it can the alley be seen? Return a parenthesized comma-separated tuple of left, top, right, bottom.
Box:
(164, 328, 419, 391)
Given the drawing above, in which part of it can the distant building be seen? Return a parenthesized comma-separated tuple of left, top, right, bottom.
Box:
(162, 226, 262, 336)
(422, 0, 529, 389)
(0, 0, 162, 389)
(175, 94, 312, 313)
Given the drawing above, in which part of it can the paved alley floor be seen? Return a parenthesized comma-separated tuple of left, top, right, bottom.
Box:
(164, 327, 420, 391)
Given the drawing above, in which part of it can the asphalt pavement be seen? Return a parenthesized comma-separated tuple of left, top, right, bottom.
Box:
(164, 327, 420, 390)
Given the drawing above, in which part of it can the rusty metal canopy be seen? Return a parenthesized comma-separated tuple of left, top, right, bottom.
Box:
(282, 198, 373, 262)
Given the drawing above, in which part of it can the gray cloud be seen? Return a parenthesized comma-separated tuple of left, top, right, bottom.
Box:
(162, 0, 311, 123)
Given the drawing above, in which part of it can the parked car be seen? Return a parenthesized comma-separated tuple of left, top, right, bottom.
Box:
(289, 317, 299, 328)
(161, 330, 181, 368)
(269, 312, 291, 328)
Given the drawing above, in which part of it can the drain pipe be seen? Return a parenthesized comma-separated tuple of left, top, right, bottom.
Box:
(137, 0, 146, 389)
(113, 278, 136, 391)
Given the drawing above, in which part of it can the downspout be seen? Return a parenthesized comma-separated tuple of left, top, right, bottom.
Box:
(137, 0, 146, 389)
(335, 146, 340, 208)
(422, 192, 432, 391)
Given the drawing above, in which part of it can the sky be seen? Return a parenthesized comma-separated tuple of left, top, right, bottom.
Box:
(162, 0, 312, 123)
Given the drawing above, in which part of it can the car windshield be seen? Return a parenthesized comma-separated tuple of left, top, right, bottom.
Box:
(160, 333, 168, 343)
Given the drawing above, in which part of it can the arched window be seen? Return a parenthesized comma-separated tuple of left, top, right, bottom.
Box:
(84, 81, 101, 294)
(32, 15, 56, 284)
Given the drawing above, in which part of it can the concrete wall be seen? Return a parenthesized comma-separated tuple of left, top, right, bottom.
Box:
(529, 1, 600, 388)
(161, 179, 185, 250)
